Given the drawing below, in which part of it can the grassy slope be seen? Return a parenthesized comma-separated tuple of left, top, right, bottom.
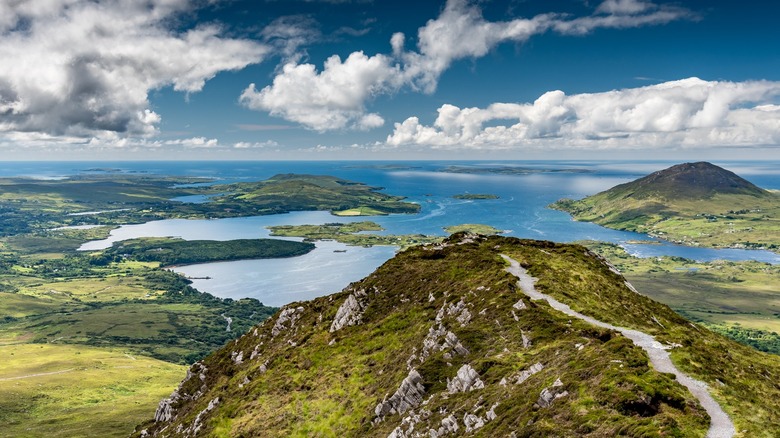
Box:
(0, 232, 279, 437)
(554, 192, 780, 250)
(135, 236, 780, 438)
(581, 241, 780, 354)
(505, 240, 780, 436)
(0, 343, 186, 438)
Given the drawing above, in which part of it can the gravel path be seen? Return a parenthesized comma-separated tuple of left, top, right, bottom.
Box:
(0, 368, 75, 382)
(501, 255, 735, 438)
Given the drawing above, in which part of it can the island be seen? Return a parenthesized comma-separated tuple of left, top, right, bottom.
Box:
(268, 222, 505, 249)
(452, 193, 499, 200)
(102, 237, 315, 266)
(439, 165, 593, 175)
(551, 162, 780, 252)
(0, 173, 420, 236)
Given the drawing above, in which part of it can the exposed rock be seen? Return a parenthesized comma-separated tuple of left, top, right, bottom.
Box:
(521, 331, 532, 349)
(463, 413, 484, 432)
(431, 414, 459, 436)
(512, 299, 527, 310)
(185, 397, 219, 436)
(331, 289, 369, 332)
(231, 350, 243, 365)
(513, 362, 544, 385)
(486, 403, 498, 421)
(375, 369, 426, 418)
(447, 364, 484, 393)
(415, 323, 469, 367)
(436, 299, 472, 326)
(387, 409, 432, 438)
(272, 306, 305, 337)
(536, 378, 568, 408)
(249, 345, 260, 361)
(154, 393, 178, 423)
(456, 307, 472, 326)
(153, 362, 208, 424)
(238, 376, 250, 388)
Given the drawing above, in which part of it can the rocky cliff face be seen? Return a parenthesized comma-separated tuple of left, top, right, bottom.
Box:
(134, 234, 780, 437)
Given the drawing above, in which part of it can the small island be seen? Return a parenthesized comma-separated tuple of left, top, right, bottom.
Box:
(102, 237, 315, 266)
(452, 193, 499, 200)
(440, 165, 593, 175)
(268, 222, 439, 249)
(443, 224, 504, 235)
(268, 222, 505, 249)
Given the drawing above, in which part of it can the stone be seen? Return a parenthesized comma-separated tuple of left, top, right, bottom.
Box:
(330, 289, 368, 332)
(375, 369, 426, 418)
(447, 364, 484, 393)
(536, 378, 568, 408)
(463, 413, 484, 432)
(272, 306, 304, 337)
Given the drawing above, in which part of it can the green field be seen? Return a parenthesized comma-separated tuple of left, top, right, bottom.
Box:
(0, 343, 186, 438)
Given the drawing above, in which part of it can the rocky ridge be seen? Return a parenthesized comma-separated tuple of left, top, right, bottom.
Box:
(134, 234, 780, 437)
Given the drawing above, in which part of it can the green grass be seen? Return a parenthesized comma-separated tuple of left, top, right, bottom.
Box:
(0, 343, 185, 438)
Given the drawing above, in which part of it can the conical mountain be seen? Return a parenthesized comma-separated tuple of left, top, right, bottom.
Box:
(552, 162, 779, 251)
(601, 162, 769, 201)
(133, 234, 780, 437)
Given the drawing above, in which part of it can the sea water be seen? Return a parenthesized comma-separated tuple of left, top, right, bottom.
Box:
(3, 161, 779, 305)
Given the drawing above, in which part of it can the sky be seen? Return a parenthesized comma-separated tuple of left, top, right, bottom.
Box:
(1, 0, 779, 160)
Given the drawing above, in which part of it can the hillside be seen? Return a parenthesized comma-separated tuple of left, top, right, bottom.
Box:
(134, 234, 780, 437)
(552, 162, 780, 251)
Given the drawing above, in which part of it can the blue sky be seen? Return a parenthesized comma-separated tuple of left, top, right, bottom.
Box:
(1, 0, 779, 160)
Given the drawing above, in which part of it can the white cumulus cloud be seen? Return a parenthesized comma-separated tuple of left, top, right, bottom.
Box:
(0, 0, 268, 140)
(385, 78, 780, 149)
(240, 51, 401, 131)
(243, 0, 692, 131)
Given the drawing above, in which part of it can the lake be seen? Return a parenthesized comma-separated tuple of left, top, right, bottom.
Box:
(5, 160, 780, 306)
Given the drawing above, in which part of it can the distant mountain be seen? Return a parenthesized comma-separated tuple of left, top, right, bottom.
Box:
(552, 162, 780, 251)
(133, 234, 780, 437)
(594, 162, 769, 201)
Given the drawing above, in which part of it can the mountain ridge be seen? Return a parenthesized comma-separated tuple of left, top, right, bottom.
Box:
(134, 234, 780, 437)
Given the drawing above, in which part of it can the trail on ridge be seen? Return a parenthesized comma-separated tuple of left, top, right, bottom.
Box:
(501, 254, 735, 438)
